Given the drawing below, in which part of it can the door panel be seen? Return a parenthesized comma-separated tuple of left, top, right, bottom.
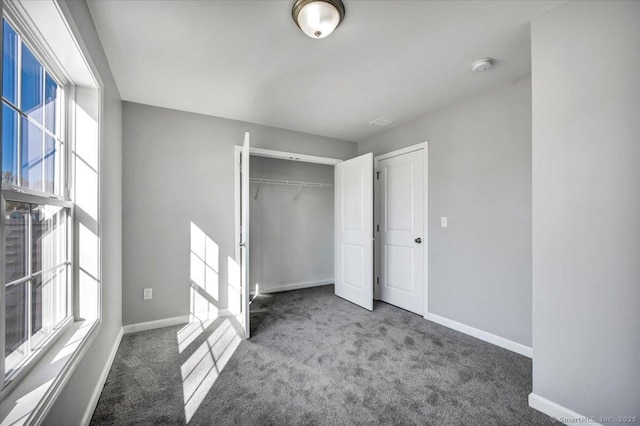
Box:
(386, 244, 414, 292)
(379, 149, 424, 315)
(335, 153, 374, 310)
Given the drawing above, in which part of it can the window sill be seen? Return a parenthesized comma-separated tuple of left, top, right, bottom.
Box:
(0, 319, 101, 426)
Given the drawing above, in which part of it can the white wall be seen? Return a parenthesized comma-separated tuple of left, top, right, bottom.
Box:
(122, 102, 356, 325)
(359, 75, 533, 347)
(250, 156, 334, 294)
(531, 1, 640, 421)
(43, 0, 123, 424)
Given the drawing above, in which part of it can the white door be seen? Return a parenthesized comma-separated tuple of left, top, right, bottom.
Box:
(334, 153, 374, 310)
(378, 148, 425, 315)
(240, 132, 250, 338)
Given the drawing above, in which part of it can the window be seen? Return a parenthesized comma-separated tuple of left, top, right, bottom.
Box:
(2, 18, 71, 381)
(2, 20, 64, 195)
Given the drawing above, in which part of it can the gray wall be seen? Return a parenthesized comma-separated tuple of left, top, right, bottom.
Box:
(250, 156, 334, 294)
(531, 1, 640, 420)
(359, 75, 533, 347)
(44, 0, 123, 424)
(122, 102, 356, 325)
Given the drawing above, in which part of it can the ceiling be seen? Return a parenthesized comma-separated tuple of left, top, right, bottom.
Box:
(87, 0, 563, 142)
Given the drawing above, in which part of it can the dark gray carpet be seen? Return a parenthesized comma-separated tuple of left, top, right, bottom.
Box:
(91, 285, 556, 425)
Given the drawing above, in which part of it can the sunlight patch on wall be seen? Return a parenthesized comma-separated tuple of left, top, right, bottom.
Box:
(78, 269, 98, 321)
(72, 88, 101, 324)
(74, 157, 98, 221)
(186, 222, 223, 346)
(72, 94, 99, 222)
(78, 223, 99, 321)
(189, 289, 219, 324)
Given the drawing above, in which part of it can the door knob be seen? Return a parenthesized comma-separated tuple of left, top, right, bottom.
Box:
(415, 238, 422, 244)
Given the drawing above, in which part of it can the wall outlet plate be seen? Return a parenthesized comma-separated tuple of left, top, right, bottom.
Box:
(143, 288, 152, 299)
(441, 217, 448, 228)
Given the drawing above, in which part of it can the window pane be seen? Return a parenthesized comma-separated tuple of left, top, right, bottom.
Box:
(32, 204, 67, 273)
(35, 265, 68, 337)
(2, 20, 18, 105)
(32, 275, 43, 335)
(2, 102, 19, 185)
(32, 205, 68, 344)
(4, 282, 28, 373)
(4, 203, 69, 376)
(4, 201, 29, 283)
(21, 44, 44, 124)
(21, 117, 44, 191)
(45, 73, 57, 133)
(45, 135, 56, 194)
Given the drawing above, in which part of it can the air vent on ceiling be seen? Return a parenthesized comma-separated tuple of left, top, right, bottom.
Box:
(369, 116, 396, 127)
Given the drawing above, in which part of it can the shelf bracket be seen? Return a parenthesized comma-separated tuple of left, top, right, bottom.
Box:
(293, 183, 304, 201)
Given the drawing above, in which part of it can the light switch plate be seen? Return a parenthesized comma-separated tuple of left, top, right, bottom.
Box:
(441, 217, 448, 228)
(143, 288, 152, 300)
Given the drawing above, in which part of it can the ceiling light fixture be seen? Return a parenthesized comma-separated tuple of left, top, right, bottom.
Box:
(292, 0, 345, 39)
(471, 58, 495, 72)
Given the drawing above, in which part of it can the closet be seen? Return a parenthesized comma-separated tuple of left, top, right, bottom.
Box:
(236, 137, 380, 339)
(249, 156, 334, 296)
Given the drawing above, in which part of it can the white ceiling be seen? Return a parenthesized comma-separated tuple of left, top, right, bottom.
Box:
(87, 0, 563, 142)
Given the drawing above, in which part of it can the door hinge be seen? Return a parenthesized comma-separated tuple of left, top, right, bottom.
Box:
(376, 277, 380, 285)
(376, 171, 380, 180)
(376, 224, 379, 232)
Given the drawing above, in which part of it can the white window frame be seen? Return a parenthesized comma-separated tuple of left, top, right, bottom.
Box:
(0, 0, 105, 421)
(0, 5, 74, 396)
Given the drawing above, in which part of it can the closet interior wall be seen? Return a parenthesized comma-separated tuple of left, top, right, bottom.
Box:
(249, 156, 334, 294)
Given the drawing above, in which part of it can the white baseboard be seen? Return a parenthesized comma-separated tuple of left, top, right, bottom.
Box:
(190, 309, 232, 321)
(123, 315, 190, 334)
(81, 327, 124, 426)
(252, 279, 333, 295)
(425, 312, 532, 358)
(529, 393, 602, 426)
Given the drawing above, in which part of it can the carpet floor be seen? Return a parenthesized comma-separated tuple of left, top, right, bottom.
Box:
(91, 285, 556, 425)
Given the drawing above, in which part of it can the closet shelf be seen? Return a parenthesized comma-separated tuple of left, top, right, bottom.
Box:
(249, 178, 333, 188)
(250, 178, 333, 200)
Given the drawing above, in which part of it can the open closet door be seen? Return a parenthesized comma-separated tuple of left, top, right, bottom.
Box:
(334, 153, 374, 310)
(240, 132, 250, 338)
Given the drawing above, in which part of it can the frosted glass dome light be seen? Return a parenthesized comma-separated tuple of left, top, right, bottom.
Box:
(292, 0, 345, 39)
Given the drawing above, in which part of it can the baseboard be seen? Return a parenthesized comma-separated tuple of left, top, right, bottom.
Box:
(81, 326, 124, 426)
(123, 310, 235, 334)
(425, 313, 532, 358)
(252, 279, 333, 295)
(190, 309, 233, 321)
(123, 315, 190, 334)
(529, 393, 602, 426)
